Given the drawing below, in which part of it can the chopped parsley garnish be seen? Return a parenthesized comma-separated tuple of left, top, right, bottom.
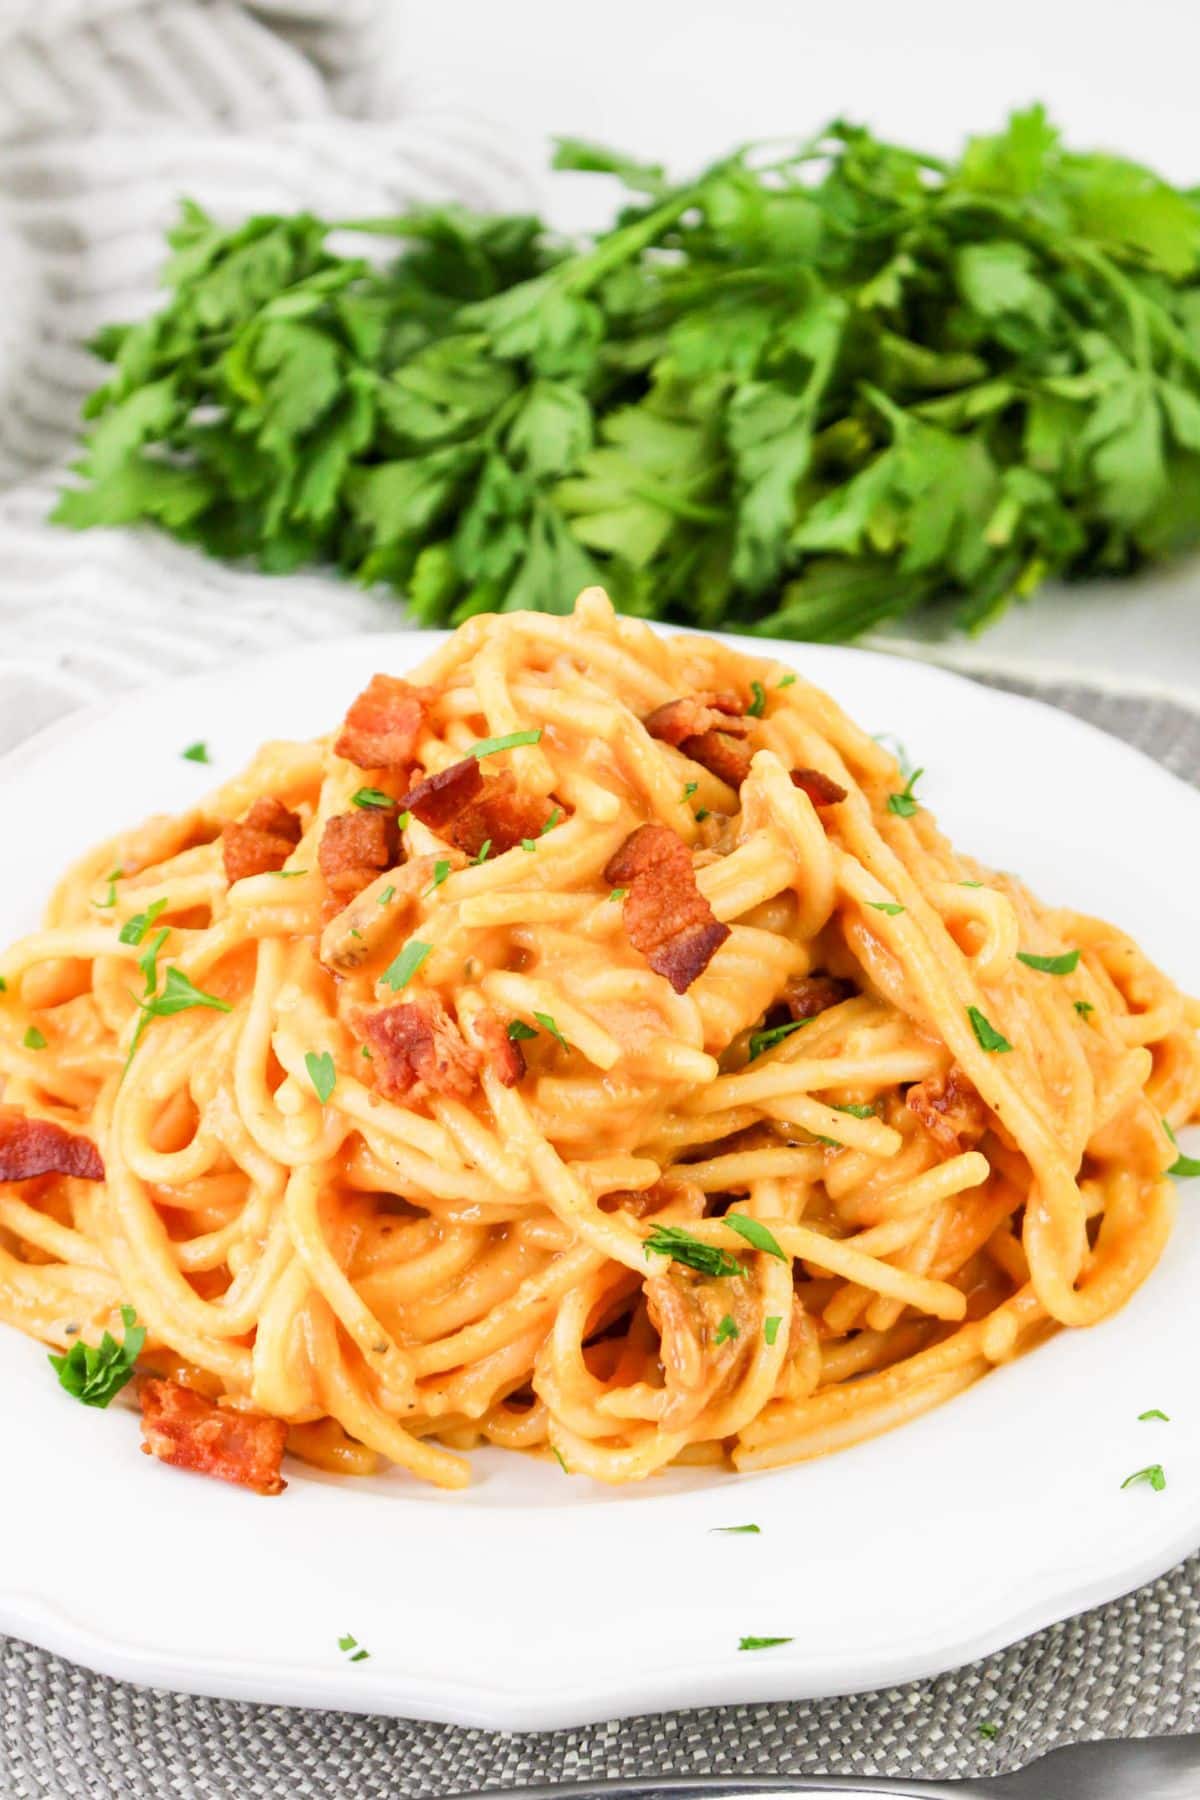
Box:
(748, 1019, 808, 1060)
(1017, 948, 1080, 975)
(886, 766, 924, 817)
(968, 1005, 1012, 1054)
(533, 1011, 568, 1049)
(305, 1051, 336, 1105)
(724, 1215, 786, 1261)
(467, 729, 543, 759)
(714, 1314, 740, 1345)
(23, 1026, 47, 1050)
(644, 1223, 746, 1279)
(379, 939, 432, 992)
(119, 897, 167, 947)
(49, 1303, 144, 1408)
(470, 839, 492, 864)
(777, 673, 797, 689)
(351, 786, 395, 809)
(1074, 1000, 1094, 1017)
(274, 868, 307, 878)
(763, 1315, 783, 1346)
(425, 859, 451, 895)
(521, 837, 538, 852)
(361, 1045, 373, 1061)
(695, 807, 710, 822)
(1139, 1409, 1170, 1422)
(337, 1633, 370, 1664)
(683, 781, 699, 801)
(978, 1722, 999, 1741)
(959, 879, 983, 889)
(97, 868, 123, 908)
(181, 741, 210, 764)
(379, 885, 395, 905)
(552, 1446, 569, 1474)
(836, 1103, 876, 1119)
(868, 900, 905, 915)
(507, 1019, 538, 1042)
(746, 679, 767, 718)
(397, 810, 412, 830)
(713, 1523, 760, 1533)
(0, 977, 7, 992)
(609, 887, 628, 903)
(1163, 1120, 1200, 1178)
(540, 807, 562, 836)
(1121, 1464, 1166, 1492)
(738, 1636, 793, 1652)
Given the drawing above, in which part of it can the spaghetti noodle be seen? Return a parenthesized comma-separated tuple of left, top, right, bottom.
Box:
(1, 588, 1197, 1492)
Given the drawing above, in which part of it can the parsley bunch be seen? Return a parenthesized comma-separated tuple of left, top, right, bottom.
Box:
(56, 109, 1200, 639)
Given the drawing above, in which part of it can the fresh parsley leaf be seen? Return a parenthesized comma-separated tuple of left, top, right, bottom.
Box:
(379, 940, 432, 992)
(470, 839, 492, 865)
(1074, 1000, 1095, 1017)
(137, 927, 170, 995)
(1163, 1119, 1200, 1178)
(351, 787, 395, 810)
(305, 1050, 336, 1105)
(959, 879, 983, 888)
(978, 1722, 999, 1741)
(644, 1223, 746, 1279)
(397, 811, 412, 830)
(23, 1026, 47, 1050)
(337, 1633, 370, 1663)
(724, 1215, 787, 1261)
(426, 859, 451, 893)
(713, 1523, 760, 1533)
(0, 978, 7, 993)
(521, 837, 538, 852)
(1138, 1409, 1170, 1422)
(533, 1011, 568, 1049)
(695, 807, 710, 822)
(274, 868, 307, 878)
(968, 1005, 1012, 1053)
(835, 1102, 876, 1118)
(1121, 1463, 1166, 1492)
(683, 782, 699, 801)
(868, 900, 905, 915)
(746, 679, 766, 718)
(748, 1019, 808, 1060)
(1017, 948, 1080, 975)
(379, 884, 395, 905)
(763, 1315, 783, 1346)
(738, 1636, 793, 1651)
(777, 674, 797, 688)
(119, 897, 167, 947)
(609, 887, 628, 902)
(507, 1019, 538, 1041)
(48, 1304, 145, 1408)
(97, 868, 123, 908)
(887, 767, 924, 817)
(714, 1314, 740, 1345)
(467, 729, 543, 758)
(540, 807, 562, 835)
(552, 1445, 569, 1474)
(181, 742, 209, 764)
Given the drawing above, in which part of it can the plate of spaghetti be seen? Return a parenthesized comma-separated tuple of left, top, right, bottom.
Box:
(1, 586, 1198, 1726)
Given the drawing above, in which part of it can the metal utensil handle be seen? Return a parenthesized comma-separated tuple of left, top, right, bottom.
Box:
(444, 1777, 968, 1799)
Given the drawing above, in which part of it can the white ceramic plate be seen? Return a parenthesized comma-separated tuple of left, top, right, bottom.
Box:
(1, 630, 1198, 1730)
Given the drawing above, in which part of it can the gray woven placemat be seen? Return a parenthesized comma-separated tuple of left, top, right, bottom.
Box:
(2, 672, 1199, 1800)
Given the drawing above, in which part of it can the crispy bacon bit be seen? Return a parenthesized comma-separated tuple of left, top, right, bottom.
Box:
(334, 674, 434, 773)
(476, 1011, 526, 1087)
(790, 767, 848, 807)
(356, 995, 480, 1102)
(784, 974, 856, 1022)
(604, 823, 730, 994)
(907, 1069, 989, 1154)
(400, 759, 553, 857)
(0, 1108, 104, 1183)
(221, 797, 303, 883)
(140, 1378, 287, 1495)
(318, 810, 399, 901)
(645, 693, 753, 793)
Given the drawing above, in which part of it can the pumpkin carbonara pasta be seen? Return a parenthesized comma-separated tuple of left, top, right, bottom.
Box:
(1, 588, 1197, 1494)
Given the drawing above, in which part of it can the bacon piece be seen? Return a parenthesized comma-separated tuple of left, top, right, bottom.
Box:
(645, 693, 754, 794)
(356, 995, 479, 1103)
(790, 767, 848, 807)
(476, 1011, 526, 1088)
(318, 810, 399, 901)
(400, 759, 553, 857)
(335, 674, 434, 772)
(140, 1378, 287, 1496)
(0, 1108, 104, 1183)
(907, 1069, 989, 1155)
(604, 823, 730, 994)
(784, 974, 856, 1022)
(222, 797, 303, 883)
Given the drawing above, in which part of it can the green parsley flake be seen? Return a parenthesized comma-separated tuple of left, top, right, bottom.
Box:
(868, 900, 905, 915)
(886, 766, 924, 817)
(427, 860, 451, 893)
(748, 1019, 809, 1060)
(521, 837, 538, 852)
(714, 1314, 740, 1345)
(540, 807, 562, 836)
(49, 1304, 145, 1408)
(533, 1011, 568, 1049)
(379, 940, 432, 992)
(644, 1223, 746, 1279)
(968, 1005, 1012, 1054)
(683, 782, 699, 801)
(609, 887, 628, 903)
(181, 741, 210, 764)
(397, 810, 412, 830)
(305, 1050, 336, 1105)
(274, 868, 307, 878)
(1163, 1119, 1200, 1178)
(695, 807, 710, 822)
(746, 680, 766, 718)
(1121, 1464, 1166, 1492)
(777, 674, 797, 689)
(1017, 948, 1080, 975)
(467, 729, 543, 759)
(379, 885, 395, 905)
(119, 897, 168, 947)
(724, 1214, 787, 1261)
(97, 868, 123, 908)
(738, 1636, 793, 1652)
(712, 1523, 760, 1533)
(337, 1633, 370, 1664)
(1074, 1000, 1095, 1017)
(1139, 1409, 1170, 1422)
(351, 787, 395, 810)
(552, 1446, 569, 1474)
(836, 1103, 876, 1119)
(471, 839, 492, 865)
(0, 977, 7, 993)
(959, 880, 983, 889)
(978, 1722, 999, 1742)
(23, 1026, 47, 1050)
(763, 1315, 783, 1346)
(507, 1019, 538, 1042)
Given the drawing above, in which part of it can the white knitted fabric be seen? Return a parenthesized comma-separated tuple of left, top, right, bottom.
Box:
(0, 0, 534, 752)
